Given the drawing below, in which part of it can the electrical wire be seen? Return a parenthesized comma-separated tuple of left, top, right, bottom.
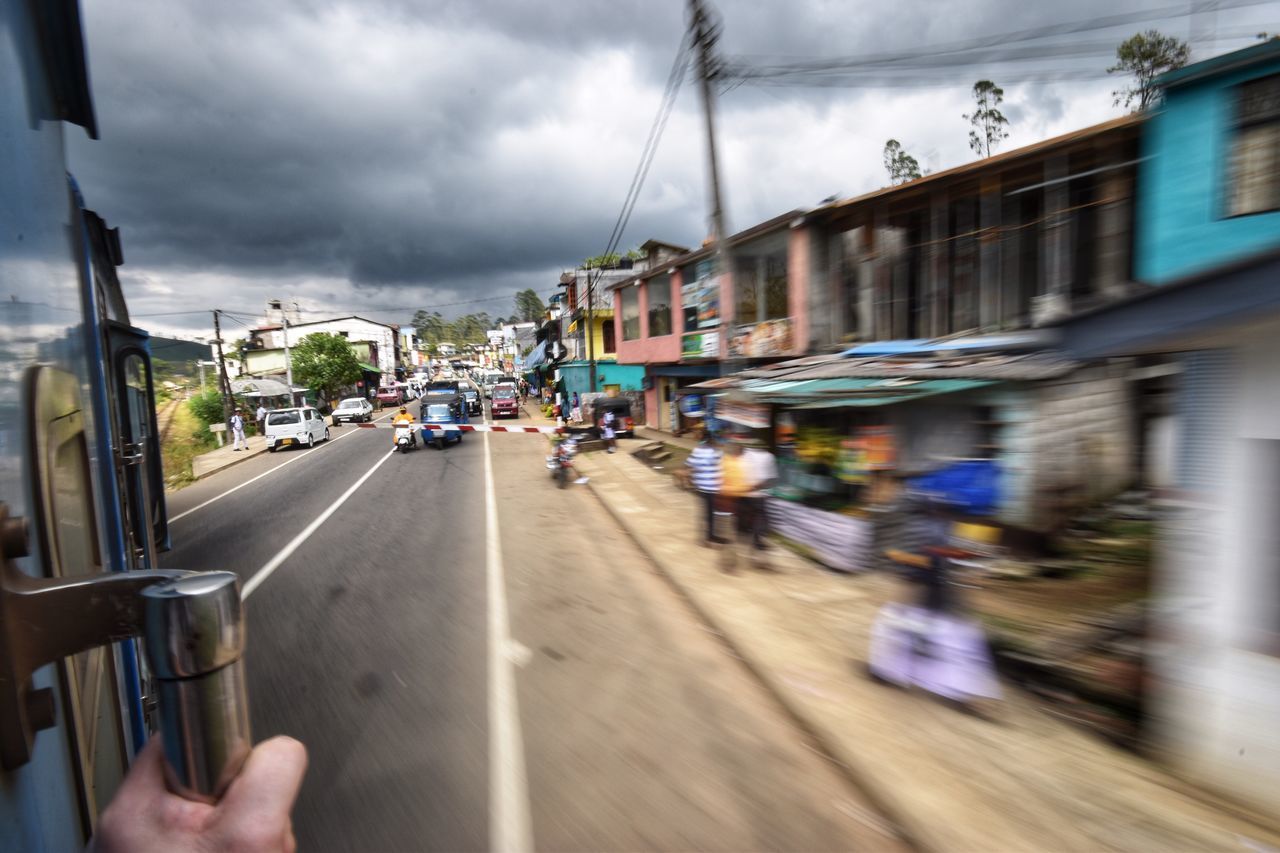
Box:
(717, 1, 1275, 87)
(587, 32, 692, 294)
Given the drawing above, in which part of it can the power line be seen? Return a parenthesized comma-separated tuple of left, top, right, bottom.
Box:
(717, 0, 1274, 86)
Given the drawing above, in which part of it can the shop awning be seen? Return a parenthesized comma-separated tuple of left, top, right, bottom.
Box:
(358, 362, 380, 373)
(784, 379, 997, 408)
(525, 340, 548, 368)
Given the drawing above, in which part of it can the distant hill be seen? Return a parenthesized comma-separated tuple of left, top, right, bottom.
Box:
(149, 336, 213, 363)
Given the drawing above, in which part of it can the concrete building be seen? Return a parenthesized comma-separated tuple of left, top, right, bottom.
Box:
(246, 315, 400, 385)
(1059, 40, 1280, 814)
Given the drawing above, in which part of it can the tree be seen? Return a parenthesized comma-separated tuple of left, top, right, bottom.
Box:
(514, 289, 545, 322)
(1107, 30, 1190, 111)
(964, 80, 1010, 158)
(883, 139, 923, 185)
(187, 388, 225, 428)
(290, 332, 362, 404)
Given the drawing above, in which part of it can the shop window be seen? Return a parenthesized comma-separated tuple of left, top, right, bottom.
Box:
(621, 286, 641, 340)
(1227, 73, 1280, 217)
(647, 275, 672, 337)
(764, 254, 788, 320)
(734, 259, 758, 324)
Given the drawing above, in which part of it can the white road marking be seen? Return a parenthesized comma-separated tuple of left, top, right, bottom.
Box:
(170, 409, 396, 523)
(484, 428, 533, 853)
(241, 448, 395, 599)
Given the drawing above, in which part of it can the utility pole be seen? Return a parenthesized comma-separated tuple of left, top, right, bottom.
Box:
(688, 0, 733, 366)
(269, 299, 294, 403)
(586, 271, 597, 393)
(212, 310, 234, 432)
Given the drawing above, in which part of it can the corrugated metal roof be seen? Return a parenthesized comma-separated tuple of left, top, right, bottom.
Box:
(785, 379, 998, 409)
(812, 115, 1144, 220)
(732, 350, 1078, 384)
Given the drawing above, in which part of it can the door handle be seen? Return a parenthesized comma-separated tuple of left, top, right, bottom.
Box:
(0, 504, 250, 803)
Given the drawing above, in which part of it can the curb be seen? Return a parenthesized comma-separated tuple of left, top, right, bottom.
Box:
(576, 458, 925, 852)
(191, 446, 268, 481)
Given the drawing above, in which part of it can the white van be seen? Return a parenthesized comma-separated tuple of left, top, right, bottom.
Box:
(265, 406, 330, 451)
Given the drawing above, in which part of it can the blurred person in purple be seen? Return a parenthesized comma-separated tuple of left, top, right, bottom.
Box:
(868, 495, 1001, 714)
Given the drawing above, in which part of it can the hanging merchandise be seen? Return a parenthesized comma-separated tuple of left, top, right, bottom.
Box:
(859, 425, 897, 470)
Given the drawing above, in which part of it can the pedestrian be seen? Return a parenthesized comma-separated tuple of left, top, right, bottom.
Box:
(561, 396, 571, 425)
(718, 437, 751, 570)
(686, 429, 726, 545)
(570, 392, 582, 425)
(230, 409, 246, 451)
(255, 402, 267, 436)
(867, 496, 1002, 714)
(601, 407, 617, 453)
(742, 439, 778, 551)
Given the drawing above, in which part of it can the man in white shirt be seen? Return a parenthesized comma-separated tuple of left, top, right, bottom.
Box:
(230, 410, 247, 451)
(742, 442, 777, 550)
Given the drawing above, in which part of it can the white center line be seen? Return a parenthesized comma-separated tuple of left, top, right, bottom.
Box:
(170, 409, 396, 523)
(484, 427, 532, 853)
(242, 448, 395, 598)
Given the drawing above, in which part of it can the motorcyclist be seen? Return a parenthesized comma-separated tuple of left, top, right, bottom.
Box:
(392, 406, 415, 448)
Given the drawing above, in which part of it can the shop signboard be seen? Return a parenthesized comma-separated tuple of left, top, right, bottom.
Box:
(681, 262, 721, 330)
(716, 400, 770, 430)
(680, 330, 720, 359)
(728, 317, 792, 358)
(678, 394, 706, 418)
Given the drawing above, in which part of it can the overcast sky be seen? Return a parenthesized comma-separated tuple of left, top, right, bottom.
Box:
(68, 0, 1276, 339)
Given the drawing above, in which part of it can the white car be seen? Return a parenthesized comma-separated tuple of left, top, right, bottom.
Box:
(330, 397, 374, 425)
(266, 407, 330, 451)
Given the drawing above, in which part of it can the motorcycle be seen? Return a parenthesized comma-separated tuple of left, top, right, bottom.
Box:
(394, 423, 418, 452)
(546, 437, 578, 489)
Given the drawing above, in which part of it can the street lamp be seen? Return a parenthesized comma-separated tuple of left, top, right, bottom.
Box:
(268, 299, 296, 401)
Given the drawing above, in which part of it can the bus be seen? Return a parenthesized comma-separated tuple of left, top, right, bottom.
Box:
(0, 3, 250, 846)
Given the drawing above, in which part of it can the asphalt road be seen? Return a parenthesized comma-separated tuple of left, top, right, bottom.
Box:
(163, 396, 901, 851)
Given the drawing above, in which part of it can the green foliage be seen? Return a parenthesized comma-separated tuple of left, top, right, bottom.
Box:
(1108, 30, 1190, 111)
(514, 288, 545, 322)
(582, 252, 621, 269)
(964, 80, 1009, 158)
(411, 310, 493, 348)
(291, 332, 363, 401)
(582, 248, 642, 270)
(187, 389, 226, 428)
(883, 139, 922, 186)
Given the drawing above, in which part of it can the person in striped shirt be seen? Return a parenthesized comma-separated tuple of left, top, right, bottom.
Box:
(686, 430, 727, 545)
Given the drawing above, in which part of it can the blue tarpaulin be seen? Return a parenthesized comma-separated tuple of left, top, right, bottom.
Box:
(524, 340, 548, 368)
(906, 459, 1001, 516)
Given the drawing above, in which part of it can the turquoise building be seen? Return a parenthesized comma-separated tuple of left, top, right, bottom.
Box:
(1062, 40, 1280, 814)
(1136, 39, 1280, 283)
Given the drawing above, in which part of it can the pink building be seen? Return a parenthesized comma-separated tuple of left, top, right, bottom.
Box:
(610, 212, 812, 432)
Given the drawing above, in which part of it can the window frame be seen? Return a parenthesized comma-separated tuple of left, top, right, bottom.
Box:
(1224, 72, 1280, 219)
(646, 275, 672, 337)
(620, 286, 641, 341)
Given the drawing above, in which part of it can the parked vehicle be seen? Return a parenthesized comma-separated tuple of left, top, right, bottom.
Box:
(491, 385, 520, 418)
(375, 385, 404, 408)
(266, 406, 330, 451)
(591, 396, 635, 437)
(420, 395, 466, 449)
(331, 397, 374, 425)
(461, 388, 482, 415)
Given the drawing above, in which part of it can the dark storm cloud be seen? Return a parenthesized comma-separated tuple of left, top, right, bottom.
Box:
(67, 0, 1271, 331)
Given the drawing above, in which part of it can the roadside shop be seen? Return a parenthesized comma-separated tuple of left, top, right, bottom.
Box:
(688, 347, 1135, 572)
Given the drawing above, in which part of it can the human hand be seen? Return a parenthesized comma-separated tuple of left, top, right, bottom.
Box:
(91, 736, 307, 853)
